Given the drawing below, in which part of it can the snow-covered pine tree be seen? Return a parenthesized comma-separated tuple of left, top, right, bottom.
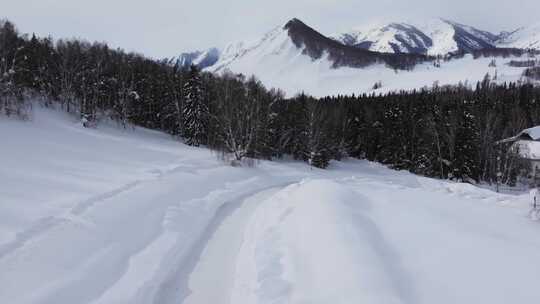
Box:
(182, 65, 207, 146)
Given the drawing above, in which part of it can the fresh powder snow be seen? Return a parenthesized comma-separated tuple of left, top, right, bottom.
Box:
(1, 106, 540, 304)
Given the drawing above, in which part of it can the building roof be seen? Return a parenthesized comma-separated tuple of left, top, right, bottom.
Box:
(519, 126, 540, 141)
(495, 126, 540, 160)
(496, 126, 540, 144)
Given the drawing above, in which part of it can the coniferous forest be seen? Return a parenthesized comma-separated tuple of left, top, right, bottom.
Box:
(2, 19, 540, 184)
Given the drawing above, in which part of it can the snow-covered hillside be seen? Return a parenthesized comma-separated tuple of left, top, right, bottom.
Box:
(200, 18, 538, 97)
(207, 26, 285, 73)
(333, 18, 497, 55)
(334, 22, 433, 54)
(178, 48, 220, 69)
(210, 32, 532, 97)
(498, 22, 540, 50)
(1, 105, 540, 304)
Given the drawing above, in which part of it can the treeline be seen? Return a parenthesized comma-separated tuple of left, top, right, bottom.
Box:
(2, 20, 540, 184)
(258, 78, 540, 184)
(508, 59, 538, 68)
(446, 48, 540, 60)
(319, 80, 540, 184)
(524, 67, 540, 80)
(0, 19, 191, 129)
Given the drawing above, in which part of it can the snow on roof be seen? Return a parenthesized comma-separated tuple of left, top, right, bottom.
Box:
(496, 126, 540, 145)
(520, 126, 540, 141)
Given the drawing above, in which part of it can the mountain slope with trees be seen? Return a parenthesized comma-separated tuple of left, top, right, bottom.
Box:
(2, 19, 540, 184)
(201, 18, 539, 97)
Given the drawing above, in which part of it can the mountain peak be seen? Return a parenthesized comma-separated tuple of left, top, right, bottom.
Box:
(497, 22, 540, 49)
(284, 18, 309, 30)
(177, 47, 220, 69)
(335, 18, 498, 55)
(190, 17, 540, 97)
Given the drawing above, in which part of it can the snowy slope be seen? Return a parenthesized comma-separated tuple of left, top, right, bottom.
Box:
(225, 178, 540, 304)
(2, 106, 540, 304)
(0, 106, 309, 304)
(334, 18, 498, 55)
(498, 22, 540, 50)
(207, 26, 287, 73)
(178, 48, 220, 69)
(202, 19, 536, 97)
(208, 27, 301, 77)
(211, 41, 532, 98)
(335, 22, 433, 54)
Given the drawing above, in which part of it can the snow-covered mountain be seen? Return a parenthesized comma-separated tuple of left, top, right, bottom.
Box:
(177, 47, 220, 69)
(208, 19, 426, 73)
(199, 18, 536, 97)
(333, 18, 498, 55)
(497, 22, 540, 50)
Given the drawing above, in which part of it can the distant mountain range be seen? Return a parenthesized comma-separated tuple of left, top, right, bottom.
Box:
(498, 23, 540, 50)
(177, 18, 540, 96)
(332, 18, 498, 55)
(177, 48, 220, 69)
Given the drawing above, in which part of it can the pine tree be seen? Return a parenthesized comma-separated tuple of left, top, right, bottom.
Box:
(452, 109, 479, 182)
(0, 20, 27, 118)
(289, 93, 310, 161)
(182, 65, 207, 146)
(307, 101, 331, 169)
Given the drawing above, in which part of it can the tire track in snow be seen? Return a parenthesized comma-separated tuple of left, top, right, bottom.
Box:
(152, 183, 295, 304)
(182, 188, 284, 304)
(229, 179, 419, 304)
(345, 200, 418, 304)
(0, 216, 67, 259)
(89, 183, 245, 304)
(0, 180, 144, 260)
(0, 162, 218, 260)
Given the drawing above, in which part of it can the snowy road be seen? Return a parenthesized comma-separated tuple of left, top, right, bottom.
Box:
(2, 107, 540, 304)
(183, 187, 284, 304)
(182, 176, 540, 304)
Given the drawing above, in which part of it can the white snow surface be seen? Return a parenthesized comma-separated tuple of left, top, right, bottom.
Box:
(1, 106, 540, 304)
(335, 18, 461, 56)
(498, 22, 540, 50)
(417, 18, 460, 55)
(335, 22, 432, 54)
(334, 18, 497, 56)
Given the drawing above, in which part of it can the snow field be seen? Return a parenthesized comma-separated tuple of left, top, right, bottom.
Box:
(1, 106, 540, 304)
(221, 175, 540, 304)
(231, 180, 407, 304)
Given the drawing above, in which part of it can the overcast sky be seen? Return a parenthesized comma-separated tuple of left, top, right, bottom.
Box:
(4, 0, 540, 59)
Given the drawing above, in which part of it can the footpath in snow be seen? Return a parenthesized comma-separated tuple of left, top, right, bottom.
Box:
(1, 106, 539, 304)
